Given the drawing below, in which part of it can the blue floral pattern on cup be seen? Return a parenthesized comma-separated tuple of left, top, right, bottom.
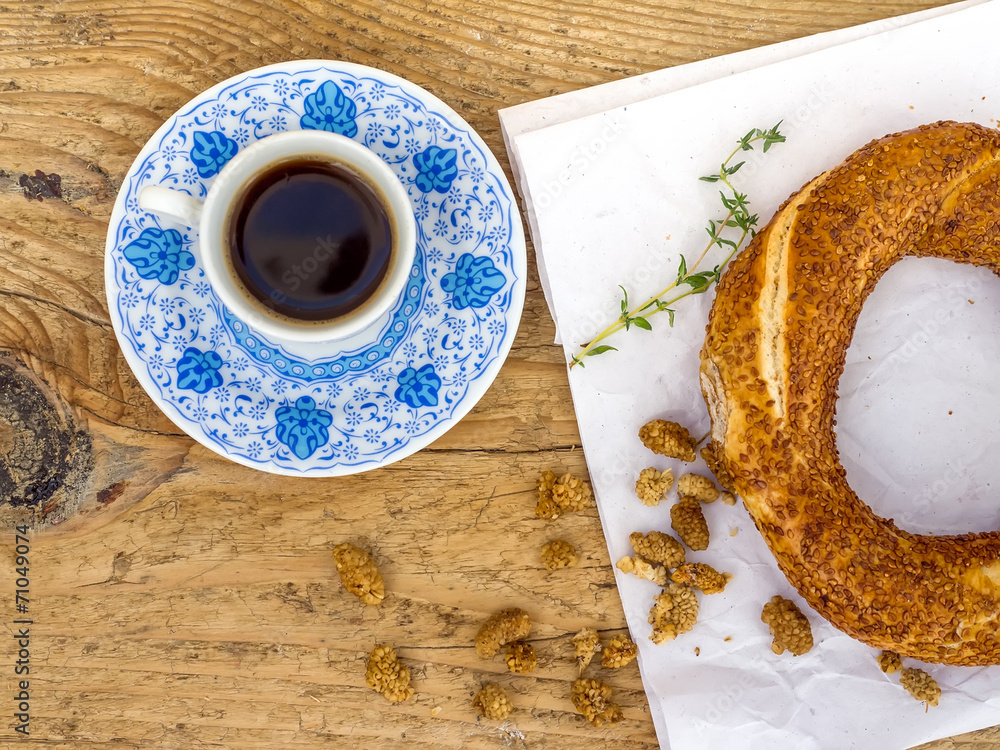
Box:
(275, 396, 334, 459)
(413, 146, 459, 194)
(190, 130, 239, 178)
(441, 254, 506, 309)
(394, 364, 442, 408)
(106, 61, 525, 475)
(176, 347, 225, 393)
(122, 227, 195, 285)
(300, 80, 358, 137)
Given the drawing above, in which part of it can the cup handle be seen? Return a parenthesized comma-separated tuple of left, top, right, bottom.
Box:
(138, 186, 204, 228)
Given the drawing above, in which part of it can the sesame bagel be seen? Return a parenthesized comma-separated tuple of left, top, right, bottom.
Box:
(700, 121, 1000, 665)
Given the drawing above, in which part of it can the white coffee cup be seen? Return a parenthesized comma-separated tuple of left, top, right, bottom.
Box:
(139, 130, 416, 343)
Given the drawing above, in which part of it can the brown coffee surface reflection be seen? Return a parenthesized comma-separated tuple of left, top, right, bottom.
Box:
(228, 159, 393, 321)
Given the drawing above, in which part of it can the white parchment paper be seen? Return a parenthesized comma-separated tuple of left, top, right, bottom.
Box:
(502, 1, 1000, 747)
(498, 0, 985, 345)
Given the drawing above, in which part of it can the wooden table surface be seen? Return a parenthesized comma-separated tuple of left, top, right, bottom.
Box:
(0, 0, 997, 747)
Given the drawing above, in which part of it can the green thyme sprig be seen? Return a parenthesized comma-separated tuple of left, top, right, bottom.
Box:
(570, 123, 785, 368)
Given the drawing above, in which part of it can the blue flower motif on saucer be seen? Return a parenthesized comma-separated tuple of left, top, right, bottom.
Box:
(190, 130, 239, 178)
(413, 145, 458, 194)
(122, 227, 195, 285)
(300, 80, 358, 137)
(394, 364, 442, 408)
(441, 254, 506, 309)
(176, 347, 225, 393)
(106, 61, 525, 476)
(275, 395, 333, 459)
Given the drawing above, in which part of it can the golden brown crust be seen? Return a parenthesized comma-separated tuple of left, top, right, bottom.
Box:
(700, 121, 1000, 665)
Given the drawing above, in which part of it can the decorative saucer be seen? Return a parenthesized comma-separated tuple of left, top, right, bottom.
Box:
(104, 60, 526, 476)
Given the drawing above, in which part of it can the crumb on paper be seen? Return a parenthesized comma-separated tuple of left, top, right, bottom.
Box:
(333, 542, 385, 606)
(540, 539, 578, 570)
(638, 419, 696, 462)
(629, 530, 685, 568)
(671, 497, 710, 551)
(635, 467, 673, 506)
(473, 683, 513, 720)
(365, 644, 414, 703)
(678, 473, 720, 503)
(724, 636, 732, 642)
(430, 705, 442, 717)
(476, 608, 532, 659)
(761, 596, 813, 656)
(671, 562, 731, 594)
(505, 641, 537, 674)
(572, 628, 602, 676)
(694, 646, 700, 656)
(648, 581, 699, 644)
(878, 650, 902, 674)
(616, 555, 668, 586)
(721, 492, 737, 506)
(601, 634, 638, 669)
(900, 667, 940, 707)
(571, 678, 624, 727)
(729, 526, 739, 536)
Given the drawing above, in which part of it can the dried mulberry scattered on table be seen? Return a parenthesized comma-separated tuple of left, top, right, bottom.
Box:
(601, 634, 638, 669)
(571, 678, 624, 727)
(505, 641, 537, 674)
(333, 542, 385, 606)
(476, 608, 532, 659)
(365, 644, 414, 703)
(473, 683, 514, 720)
(540, 539, 578, 570)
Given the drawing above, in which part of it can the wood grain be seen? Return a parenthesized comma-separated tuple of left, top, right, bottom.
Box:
(0, 0, 990, 747)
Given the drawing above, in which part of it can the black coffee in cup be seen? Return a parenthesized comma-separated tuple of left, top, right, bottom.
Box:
(227, 159, 393, 322)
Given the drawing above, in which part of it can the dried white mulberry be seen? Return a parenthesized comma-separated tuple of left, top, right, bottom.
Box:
(571, 678, 624, 727)
(540, 539, 578, 570)
(505, 641, 537, 674)
(900, 667, 941, 707)
(648, 582, 699, 644)
(572, 628, 602, 676)
(700, 441, 736, 493)
(639, 419, 697, 462)
(535, 470, 561, 520)
(761, 596, 813, 656)
(616, 555, 668, 586)
(333, 542, 385, 606)
(877, 650, 902, 674)
(671, 497, 710, 551)
(473, 683, 514, 720)
(365, 644, 414, 703)
(552, 472, 593, 512)
(601, 634, 638, 669)
(678, 473, 720, 503)
(671, 562, 731, 594)
(475, 608, 532, 659)
(628, 530, 685, 568)
(635, 467, 673, 506)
